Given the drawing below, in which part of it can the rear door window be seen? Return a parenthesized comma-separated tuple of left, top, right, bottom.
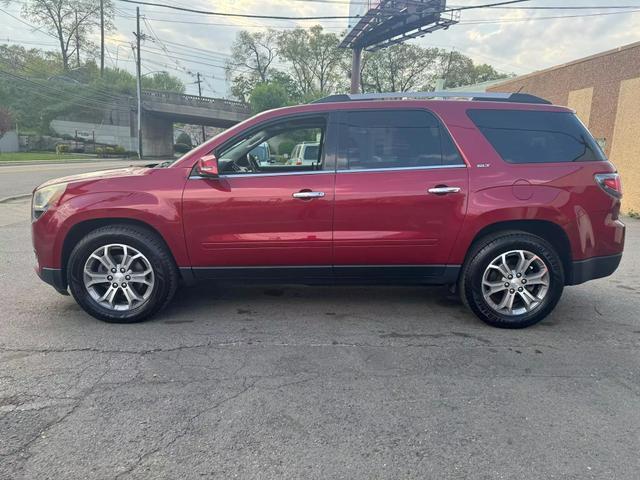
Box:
(467, 109, 606, 163)
(337, 110, 464, 170)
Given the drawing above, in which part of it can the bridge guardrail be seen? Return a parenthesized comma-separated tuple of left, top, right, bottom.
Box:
(142, 90, 251, 114)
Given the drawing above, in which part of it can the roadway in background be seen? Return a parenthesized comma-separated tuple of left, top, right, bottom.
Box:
(0, 159, 153, 200)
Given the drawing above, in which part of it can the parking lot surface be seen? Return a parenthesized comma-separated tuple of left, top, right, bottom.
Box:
(1, 195, 639, 479)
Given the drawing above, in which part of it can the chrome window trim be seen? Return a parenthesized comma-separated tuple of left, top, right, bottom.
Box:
(190, 170, 330, 180)
(336, 164, 467, 174)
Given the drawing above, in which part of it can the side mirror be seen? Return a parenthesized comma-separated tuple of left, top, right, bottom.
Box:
(196, 154, 218, 177)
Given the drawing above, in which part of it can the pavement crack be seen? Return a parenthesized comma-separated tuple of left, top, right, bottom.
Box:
(114, 378, 256, 479)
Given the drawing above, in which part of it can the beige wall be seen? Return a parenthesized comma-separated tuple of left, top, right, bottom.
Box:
(610, 77, 640, 213)
(567, 87, 593, 126)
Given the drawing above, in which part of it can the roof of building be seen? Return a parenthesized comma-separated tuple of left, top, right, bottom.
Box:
(490, 40, 640, 88)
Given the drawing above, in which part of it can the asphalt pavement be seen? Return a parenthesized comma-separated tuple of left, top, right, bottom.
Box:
(0, 159, 152, 200)
(0, 163, 639, 479)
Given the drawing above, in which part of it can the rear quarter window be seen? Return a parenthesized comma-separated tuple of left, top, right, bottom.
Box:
(467, 109, 607, 164)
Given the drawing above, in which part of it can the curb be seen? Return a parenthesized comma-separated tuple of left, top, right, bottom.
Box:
(0, 193, 31, 204)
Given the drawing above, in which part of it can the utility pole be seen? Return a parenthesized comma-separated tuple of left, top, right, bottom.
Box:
(195, 72, 206, 143)
(134, 6, 143, 158)
(100, 0, 105, 76)
(350, 48, 362, 94)
(75, 10, 80, 67)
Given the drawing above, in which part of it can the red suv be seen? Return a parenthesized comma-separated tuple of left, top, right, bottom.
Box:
(31, 92, 625, 328)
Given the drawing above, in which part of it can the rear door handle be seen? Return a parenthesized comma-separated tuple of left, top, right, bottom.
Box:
(292, 191, 325, 199)
(428, 186, 461, 195)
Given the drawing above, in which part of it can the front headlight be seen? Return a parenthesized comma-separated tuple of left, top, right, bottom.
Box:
(32, 183, 67, 221)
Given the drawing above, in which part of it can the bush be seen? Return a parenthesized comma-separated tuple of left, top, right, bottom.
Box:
(114, 146, 125, 154)
(96, 147, 104, 155)
(175, 132, 192, 147)
(174, 143, 192, 154)
(278, 140, 295, 156)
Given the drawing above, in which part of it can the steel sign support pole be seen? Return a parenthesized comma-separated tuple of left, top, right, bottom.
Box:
(350, 47, 362, 94)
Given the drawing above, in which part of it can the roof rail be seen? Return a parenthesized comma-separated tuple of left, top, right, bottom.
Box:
(311, 91, 551, 105)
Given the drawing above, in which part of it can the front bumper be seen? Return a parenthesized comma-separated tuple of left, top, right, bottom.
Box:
(36, 267, 69, 295)
(567, 253, 623, 286)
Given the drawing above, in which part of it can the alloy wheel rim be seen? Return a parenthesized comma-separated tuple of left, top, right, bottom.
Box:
(83, 244, 155, 311)
(481, 249, 550, 316)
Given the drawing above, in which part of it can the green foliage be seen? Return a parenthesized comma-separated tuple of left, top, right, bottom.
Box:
(56, 144, 69, 153)
(628, 209, 640, 219)
(0, 44, 185, 133)
(175, 132, 193, 147)
(278, 140, 295, 156)
(430, 50, 509, 89)
(227, 26, 510, 102)
(226, 29, 278, 101)
(0, 107, 11, 135)
(174, 143, 192, 154)
(249, 82, 291, 113)
(361, 44, 440, 93)
(277, 25, 348, 98)
(142, 71, 186, 94)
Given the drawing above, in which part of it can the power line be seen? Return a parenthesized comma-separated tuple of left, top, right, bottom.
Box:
(115, 0, 359, 20)
(489, 5, 640, 10)
(0, 70, 133, 112)
(459, 8, 640, 25)
(0, 7, 58, 39)
(444, 0, 531, 13)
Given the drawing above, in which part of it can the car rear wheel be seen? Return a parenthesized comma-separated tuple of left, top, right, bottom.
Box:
(67, 225, 178, 323)
(459, 231, 564, 328)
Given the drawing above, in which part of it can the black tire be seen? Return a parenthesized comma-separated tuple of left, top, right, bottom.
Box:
(67, 224, 178, 323)
(459, 231, 564, 329)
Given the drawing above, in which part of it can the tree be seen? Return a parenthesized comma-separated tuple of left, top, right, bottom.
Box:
(472, 63, 511, 84)
(0, 107, 11, 137)
(249, 82, 290, 113)
(142, 71, 186, 93)
(430, 50, 509, 89)
(2, 0, 114, 71)
(277, 26, 348, 98)
(360, 44, 439, 93)
(175, 132, 192, 147)
(226, 29, 278, 101)
(0, 44, 185, 133)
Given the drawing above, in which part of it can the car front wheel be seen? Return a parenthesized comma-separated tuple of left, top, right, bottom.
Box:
(459, 231, 564, 328)
(67, 225, 178, 323)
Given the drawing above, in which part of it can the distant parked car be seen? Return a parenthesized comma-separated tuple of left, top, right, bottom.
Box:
(286, 142, 320, 166)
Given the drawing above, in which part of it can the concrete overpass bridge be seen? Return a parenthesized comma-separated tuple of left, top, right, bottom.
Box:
(50, 90, 252, 158)
(139, 90, 251, 157)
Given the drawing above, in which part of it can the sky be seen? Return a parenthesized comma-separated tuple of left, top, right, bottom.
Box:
(2, 0, 640, 98)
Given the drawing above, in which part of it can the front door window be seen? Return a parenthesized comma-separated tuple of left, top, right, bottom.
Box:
(216, 118, 326, 175)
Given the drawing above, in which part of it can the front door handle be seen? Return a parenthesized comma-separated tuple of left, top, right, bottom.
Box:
(292, 191, 325, 199)
(428, 186, 461, 195)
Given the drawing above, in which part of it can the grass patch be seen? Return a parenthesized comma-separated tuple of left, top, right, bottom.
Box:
(0, 152, 94, 162)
